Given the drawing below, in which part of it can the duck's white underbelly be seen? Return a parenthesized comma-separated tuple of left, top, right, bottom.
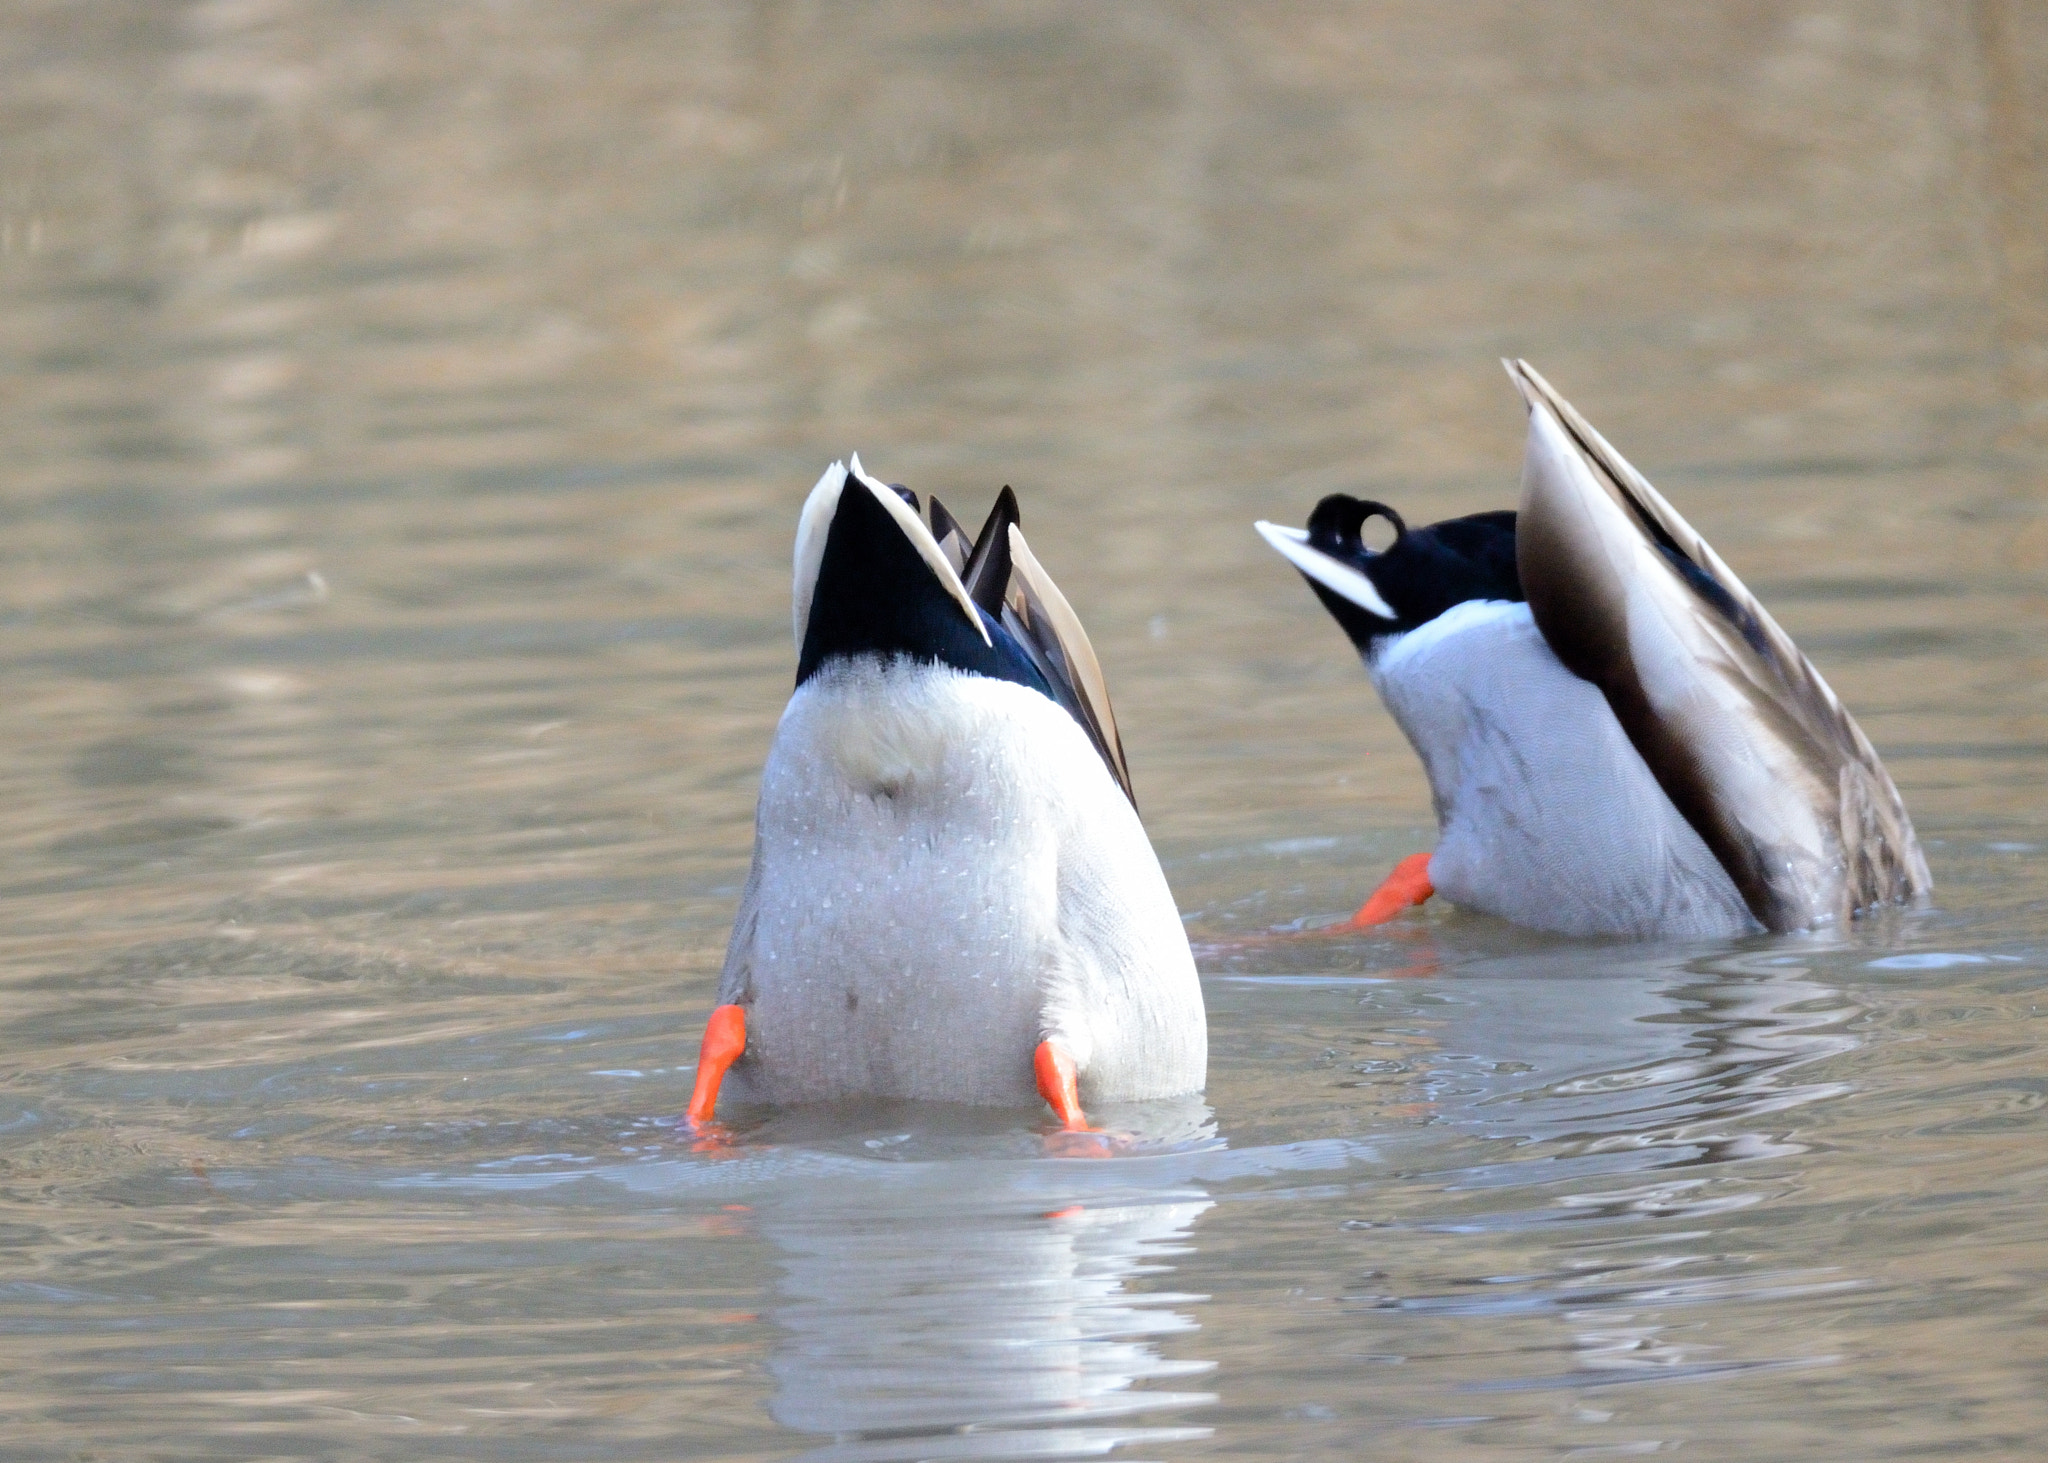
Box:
(1372, 601, 1760, 940)
(721, 661, 1204, 1106)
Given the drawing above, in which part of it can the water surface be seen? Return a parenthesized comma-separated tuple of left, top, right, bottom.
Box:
(4, 4, 2048, 1459)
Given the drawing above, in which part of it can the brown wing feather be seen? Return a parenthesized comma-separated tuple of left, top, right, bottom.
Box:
(1506, 358, 1929, 929)
(1002, 524, 1137, 807)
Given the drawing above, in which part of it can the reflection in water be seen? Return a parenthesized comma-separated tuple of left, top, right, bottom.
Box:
(1210, 941, 1875, 1406)
(368, 1118, 1236, 1459)
(1198, 906, 1890, 1403)
(1215, 921, 1864, 1189)
(761, 1177, 1214, 1461)
(1428, 954, 1863, 1176)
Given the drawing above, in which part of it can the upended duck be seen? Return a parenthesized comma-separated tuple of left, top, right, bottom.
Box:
(1256, 359, 1930, 940)
(686, 456, 1205, 1131)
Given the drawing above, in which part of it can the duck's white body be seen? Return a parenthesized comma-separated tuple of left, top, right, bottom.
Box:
(719, 658, 1204, 1106)
(1369, 599, 1757, 939)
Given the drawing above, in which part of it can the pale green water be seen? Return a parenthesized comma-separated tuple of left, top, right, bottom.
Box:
(4, 3, 2048, 1459)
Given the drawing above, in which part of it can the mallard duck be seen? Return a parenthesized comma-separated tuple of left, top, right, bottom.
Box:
(1255, 360, 1929, 940)
(687, 456, 1205, 1131)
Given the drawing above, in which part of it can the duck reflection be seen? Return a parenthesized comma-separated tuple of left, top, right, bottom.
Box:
(755, 1163, 1215, 1462)
(1310, 945, 1873, 1388)
(1215, 921, 1866, 1183)
(1455, 950, 1861, 1170)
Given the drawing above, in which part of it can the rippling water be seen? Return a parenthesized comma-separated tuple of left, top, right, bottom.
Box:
(4, 3, 2048, 1458)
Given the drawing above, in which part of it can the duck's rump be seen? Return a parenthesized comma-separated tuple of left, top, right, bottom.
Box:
(726, 823, 1054, 1106)
(1371, 600, 1760, 940)
(719, 661, 1204, 1106)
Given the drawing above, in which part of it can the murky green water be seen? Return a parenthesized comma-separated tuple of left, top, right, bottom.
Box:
(4, 3, 2048, 1458)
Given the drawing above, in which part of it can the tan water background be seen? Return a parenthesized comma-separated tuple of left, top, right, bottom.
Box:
(4, 3, 2048, 1458)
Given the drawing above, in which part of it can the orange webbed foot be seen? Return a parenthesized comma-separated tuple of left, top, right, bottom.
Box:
(1033, 1040, 1092, 1130)
(1347, 852, 1434, 928)
(683, 1004, 747, 1131)
(1035, 1040, 1117, 1156)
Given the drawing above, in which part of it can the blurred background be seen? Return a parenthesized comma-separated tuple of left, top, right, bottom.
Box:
(4, 4, 2048, 1460)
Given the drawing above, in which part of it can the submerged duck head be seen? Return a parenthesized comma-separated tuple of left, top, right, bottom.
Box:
(1254, 495, 1522, 656)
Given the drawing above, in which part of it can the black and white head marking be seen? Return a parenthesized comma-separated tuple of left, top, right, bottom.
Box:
(789, 457, 1138, 805)
(792, 456, 1049, 696)
(1256, 495, 1523, 654)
